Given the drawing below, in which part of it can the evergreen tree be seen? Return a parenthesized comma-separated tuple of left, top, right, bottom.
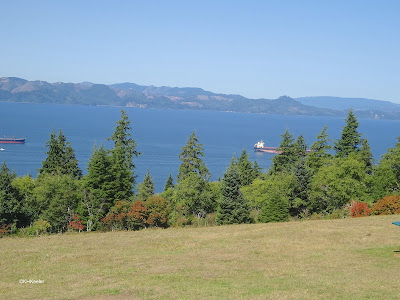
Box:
(237, 149, 259, 186)
(137, 171, 155, 201)
(252, 160, 262, 180)
(107, 110, 140, 202)
(216, 166, 251, 225)
(258, 190, 289, 223)
(294, 135, 308, 158)
(175, 132, 213, 216)
(359, 139, 374, 174)
(82, 145, 113, 224)
(175, 172, 214, 217)
(290, 158, 312, 215)
(334, 109, 362, 158)
(0, 162, 21, 226)
(164, 174, 174, 191)
(177, 132, 210, 182)
(270, 129, 296, 173)
(307, 125, 332, 171)
(39, 129, 82, 178)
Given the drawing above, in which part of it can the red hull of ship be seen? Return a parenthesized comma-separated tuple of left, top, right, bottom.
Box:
(0, 140, 25, 144)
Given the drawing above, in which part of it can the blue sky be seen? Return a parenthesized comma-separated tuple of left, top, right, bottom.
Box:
(1, 0, 399, 103)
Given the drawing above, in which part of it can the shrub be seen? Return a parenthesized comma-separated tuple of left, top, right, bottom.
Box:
(326, 208, 349, 219)
(102, 200, 147, 231)
(309, 212, 324, 220)
(26, 220, 51, 236)
(347, 200, 371, 217)
(192, 213, 217, 227)
(372, 194, 400, 215)
(0, 224, 10, 238)
(258, 192, 289, 223)
(168, 203, 192, 227)
(145, 196, 170, 228)
(68, 213, 84, 232)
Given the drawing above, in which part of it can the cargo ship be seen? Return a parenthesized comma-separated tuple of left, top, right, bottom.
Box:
(254, 141, 282, 154)
(254, 140, 311, 154)
(0, 136, 26, 144)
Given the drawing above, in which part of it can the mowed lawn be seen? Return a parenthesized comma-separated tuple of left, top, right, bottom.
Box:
(1, 215, 400, 300)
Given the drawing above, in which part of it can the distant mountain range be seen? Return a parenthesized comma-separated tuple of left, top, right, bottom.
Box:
(1, 77, 400, 120)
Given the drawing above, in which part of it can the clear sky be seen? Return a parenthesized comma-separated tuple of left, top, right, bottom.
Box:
(1, 0, 399, 103)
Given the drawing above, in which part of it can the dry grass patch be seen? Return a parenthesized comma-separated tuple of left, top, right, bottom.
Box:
(1, 215, 400, 299)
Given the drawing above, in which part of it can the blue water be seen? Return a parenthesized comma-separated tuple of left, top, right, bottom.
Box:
(0, 102, 399, 192)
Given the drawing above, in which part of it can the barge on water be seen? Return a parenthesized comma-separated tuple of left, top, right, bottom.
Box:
(254, 140, 311, 154)
(0, 136, 26, 144)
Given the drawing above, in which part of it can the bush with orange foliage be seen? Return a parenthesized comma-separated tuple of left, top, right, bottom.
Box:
(372, 194, 400, 215)
(347, 200, 371, 217)
(0, 224, 10, 238)
(102, 200, 147, 230)
(145, 196, 170, 228)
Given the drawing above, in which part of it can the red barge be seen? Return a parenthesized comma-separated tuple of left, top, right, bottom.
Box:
(0, 136, 26, 144)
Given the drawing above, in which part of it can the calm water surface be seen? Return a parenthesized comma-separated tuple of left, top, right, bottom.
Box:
(0, 102, 399, 192)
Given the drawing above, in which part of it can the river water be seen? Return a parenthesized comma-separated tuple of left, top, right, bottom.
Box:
(1, 102, 399, 192)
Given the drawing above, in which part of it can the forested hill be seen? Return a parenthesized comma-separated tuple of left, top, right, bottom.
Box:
(1, 77, 400, 119)
(296, 96, 400, 113)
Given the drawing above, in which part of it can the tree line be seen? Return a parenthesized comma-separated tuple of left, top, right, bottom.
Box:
(1, 109, 399, 236)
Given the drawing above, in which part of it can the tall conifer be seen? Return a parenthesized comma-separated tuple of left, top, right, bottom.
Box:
(175, 132, 213, 216)
(177, 132, 210, 182)
(216, 166, 251, 225)
(39, 129, 82, 179)
(164, 174, 174, 191)
(270, 129, 296, 173)
(107, 110, 140, 202)
(334, 109, 362, 158)
(307, 125, 332, 170)
(137, 171, 155, 201)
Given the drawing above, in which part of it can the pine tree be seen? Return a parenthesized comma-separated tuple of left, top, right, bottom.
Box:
(270, 129, 296, 173)
(294, 135, 308, 158)
(216, 166, 251, 225)
(307, 125, 332, 170)
(359, 139, 374, 174)
(107, 110, 140, 202)
(0, 162, 21, 226)
(258, 190, 289, 223)
(164, 174, 174, 191)
(290, 158, 312, 215)
(252, 160, 262, 179)
(334, 109, 362, 158)
(39, 129, 82, 178)
(175, 132, 213, 217)
(228, 150, 259, 187)
(177, 132, 210, 182)
(83, 145, 114, 218)
(137, 171, 155, 201)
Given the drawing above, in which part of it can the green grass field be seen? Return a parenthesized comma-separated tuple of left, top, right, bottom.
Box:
(1, 215, 400, 300)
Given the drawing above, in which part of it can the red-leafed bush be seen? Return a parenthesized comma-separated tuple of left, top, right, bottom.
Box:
(347, 200, 371, 217)
(69, 213, 84, 232)
(372, 194, 400, 215)
(0, 224, 10, 238)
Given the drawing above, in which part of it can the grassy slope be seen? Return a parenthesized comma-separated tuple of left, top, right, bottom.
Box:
(1, 215, 400, 300)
